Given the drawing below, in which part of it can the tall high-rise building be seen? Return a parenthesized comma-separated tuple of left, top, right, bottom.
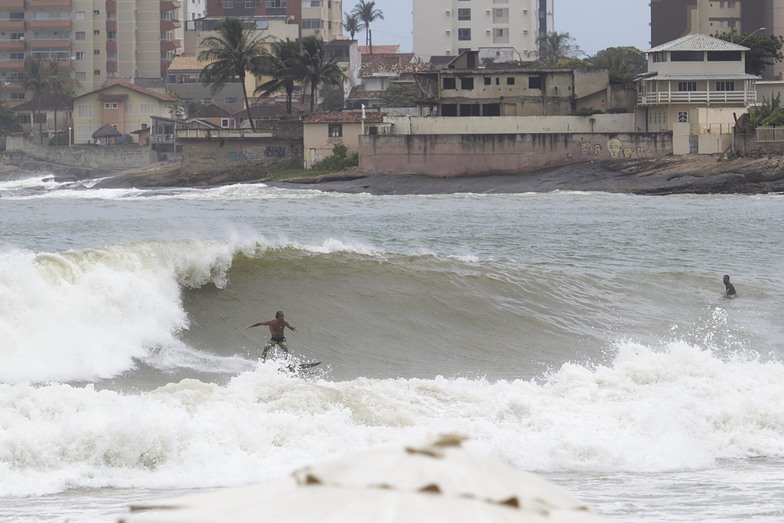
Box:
(651, 0, 784, 79)
(413, 0, 547, 61)
(204, 0, 343, 42)
(0, 0, 183, 101)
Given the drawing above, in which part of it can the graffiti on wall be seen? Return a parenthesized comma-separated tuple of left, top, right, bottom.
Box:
(227, 145, 287, 162)
(577, 139, 652, 160)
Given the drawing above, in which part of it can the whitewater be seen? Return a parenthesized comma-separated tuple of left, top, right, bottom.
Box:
(1, 173, 783, 522)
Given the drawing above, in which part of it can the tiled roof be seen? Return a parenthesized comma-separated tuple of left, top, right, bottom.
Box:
(77, 82, 172, 102)
(304, 111, 385, 124)
(346, 87, 384, 100)
(648, 33, 749, 53)
(361, 60, 437, 77)
(358, 45, 400, 55)
(168, 54, 209, 71)
(189, 102, 235, 118)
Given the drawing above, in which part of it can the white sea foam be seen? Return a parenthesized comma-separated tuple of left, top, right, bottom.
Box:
(0, 341, 781, 498)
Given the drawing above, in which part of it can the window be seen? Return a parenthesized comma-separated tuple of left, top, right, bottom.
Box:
(18, 114, 31, 124)
(221, 118, 230, 128)
(94, 69, 101, 76)
(506, 77, 515, 85)
(108, 31, 116, 40)
(302, 19, 322, 29)
(33, 113, 47, 124)
(458, 28, 471, 41)
(139, 103, 156, 114)
(266, 0, 286, 7)
(442, 77, 456, 90)
(484, 77, 491, 86)
(76, 72, 87, 81)
(493, 28, 508, 43)
(671, 51, 703, 62)
(75, 31, 86, 40)
(715, 81, 735, 91)
(678, 81, 697, 91)
(94, 49, 100, 55)
(303, 0, 322, 6)
(328, 123, 342, 137)
(224, 97, 239, 105)
(10, 53, 24, 61)
(460, 77, 474, 90)
(457, 8, 471, 20)
(223, 0, 234, 7)
(93, 30, 100, 36)
(678, 111, 688, 123)
(246, 0, 256, 6)
(528, 76, 541, 89)
(77, 104, 92, 118)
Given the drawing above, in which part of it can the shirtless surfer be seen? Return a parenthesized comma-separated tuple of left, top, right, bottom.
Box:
(247, 311, 296, 361)
(723, 274, 736, 297)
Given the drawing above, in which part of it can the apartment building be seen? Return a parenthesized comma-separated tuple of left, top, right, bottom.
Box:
(412, 0, 550, 61)
(651, 0, 784, 79)
(0, 0, 182, 103)
(204, 0, 343, 41)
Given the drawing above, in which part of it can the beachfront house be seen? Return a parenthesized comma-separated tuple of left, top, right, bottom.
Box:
(413, 50, 611, 117)
(636, 33, 759, 155)
(72, 82, 174, 145)
(303, 111, 384, 169)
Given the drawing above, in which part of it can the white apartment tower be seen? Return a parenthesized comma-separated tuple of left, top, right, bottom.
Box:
(413, 0, 548, 61)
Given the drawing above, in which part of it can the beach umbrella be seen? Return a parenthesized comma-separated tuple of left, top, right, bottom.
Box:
(122, 435, 608, 523)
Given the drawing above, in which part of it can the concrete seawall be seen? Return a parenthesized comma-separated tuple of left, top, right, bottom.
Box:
(4, 135, 153, 171)
(359, 132, 672, 177)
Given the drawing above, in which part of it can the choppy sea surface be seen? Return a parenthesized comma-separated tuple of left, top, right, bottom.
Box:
(1, 173, 783, 522)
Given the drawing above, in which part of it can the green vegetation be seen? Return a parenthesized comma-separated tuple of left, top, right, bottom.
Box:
(380, 82, 417, 107)
(537, 32, 583, 67)
(589, 46, 647, 83)
(714, 31, 784, 76)
(352, 1, 384, 52)
(343, 11, 363, 40)
(199, 17, 268, 130)
(253, 36, 345, 113)
(0, 105, 22, 137)
(312, 143, 359, 172)
(746, 93, 784, 128)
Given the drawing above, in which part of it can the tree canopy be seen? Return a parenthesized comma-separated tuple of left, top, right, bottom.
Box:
(537, 32, 583, 67)
(714, 31, 784, 76)
(199, 17, 269, 130)
(352, 0, 384, 52)
(589, 46, 647, 83)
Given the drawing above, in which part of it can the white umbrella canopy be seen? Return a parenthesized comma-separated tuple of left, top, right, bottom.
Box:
(123, 435, 610, 523)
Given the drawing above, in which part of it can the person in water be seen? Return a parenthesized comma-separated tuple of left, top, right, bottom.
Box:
(247, 310, 296, 361)
(723, 274, 736, 297)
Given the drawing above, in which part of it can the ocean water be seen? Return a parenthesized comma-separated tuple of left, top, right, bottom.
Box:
(1, 173, 783, 522)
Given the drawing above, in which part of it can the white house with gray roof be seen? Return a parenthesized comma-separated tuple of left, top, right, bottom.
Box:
(637, 33, 759, 154)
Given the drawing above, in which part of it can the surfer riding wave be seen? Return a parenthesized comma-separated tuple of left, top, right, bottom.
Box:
(247, 310, 296, 361)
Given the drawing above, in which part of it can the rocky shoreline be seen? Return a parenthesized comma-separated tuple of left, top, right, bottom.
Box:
(3, 154, 783, 195)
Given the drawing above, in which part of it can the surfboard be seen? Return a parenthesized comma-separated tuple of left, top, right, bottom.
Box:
(297, 361, 322, 370)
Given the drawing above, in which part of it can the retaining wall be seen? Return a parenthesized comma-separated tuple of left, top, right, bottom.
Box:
(358, 132, 672, 176)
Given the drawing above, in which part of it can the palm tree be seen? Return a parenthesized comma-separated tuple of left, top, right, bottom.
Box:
(254, 38, 301, 114)
(46, 58, 78, 144)
(537, 31, 582, 67)
(291, 36, 345, 112)
(352, 0, 384, 53)
(343, 11, 363, 40)
(20, 57, 51, 143)
(199, 17, 267, 130)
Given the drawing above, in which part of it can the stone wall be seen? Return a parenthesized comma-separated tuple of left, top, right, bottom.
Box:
(4, 135, 153, 170)
(179, 134, 303, 176)
(358, 132, 672, 177)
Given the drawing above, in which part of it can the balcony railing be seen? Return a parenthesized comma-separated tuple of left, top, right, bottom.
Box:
(638, 90, 756, 105)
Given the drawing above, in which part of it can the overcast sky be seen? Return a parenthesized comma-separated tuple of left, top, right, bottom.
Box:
(362, 0, 652, 56)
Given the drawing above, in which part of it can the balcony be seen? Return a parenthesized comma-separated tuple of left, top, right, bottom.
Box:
(0, 59, 25, 71)
(27, 0, 71, 7)
(0, 20, 24, 30)
(160, 19, 181, 31)
(0, 0, 25, 7)
(0, 39, 24, 50)
(27, 19, 72, 29)
(106, 0, 116, 12)
(637, 90, 756, 105)
(160, 39, 180, 52)
(160, 0, 182, 11)
(28, 38, 71, 49)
